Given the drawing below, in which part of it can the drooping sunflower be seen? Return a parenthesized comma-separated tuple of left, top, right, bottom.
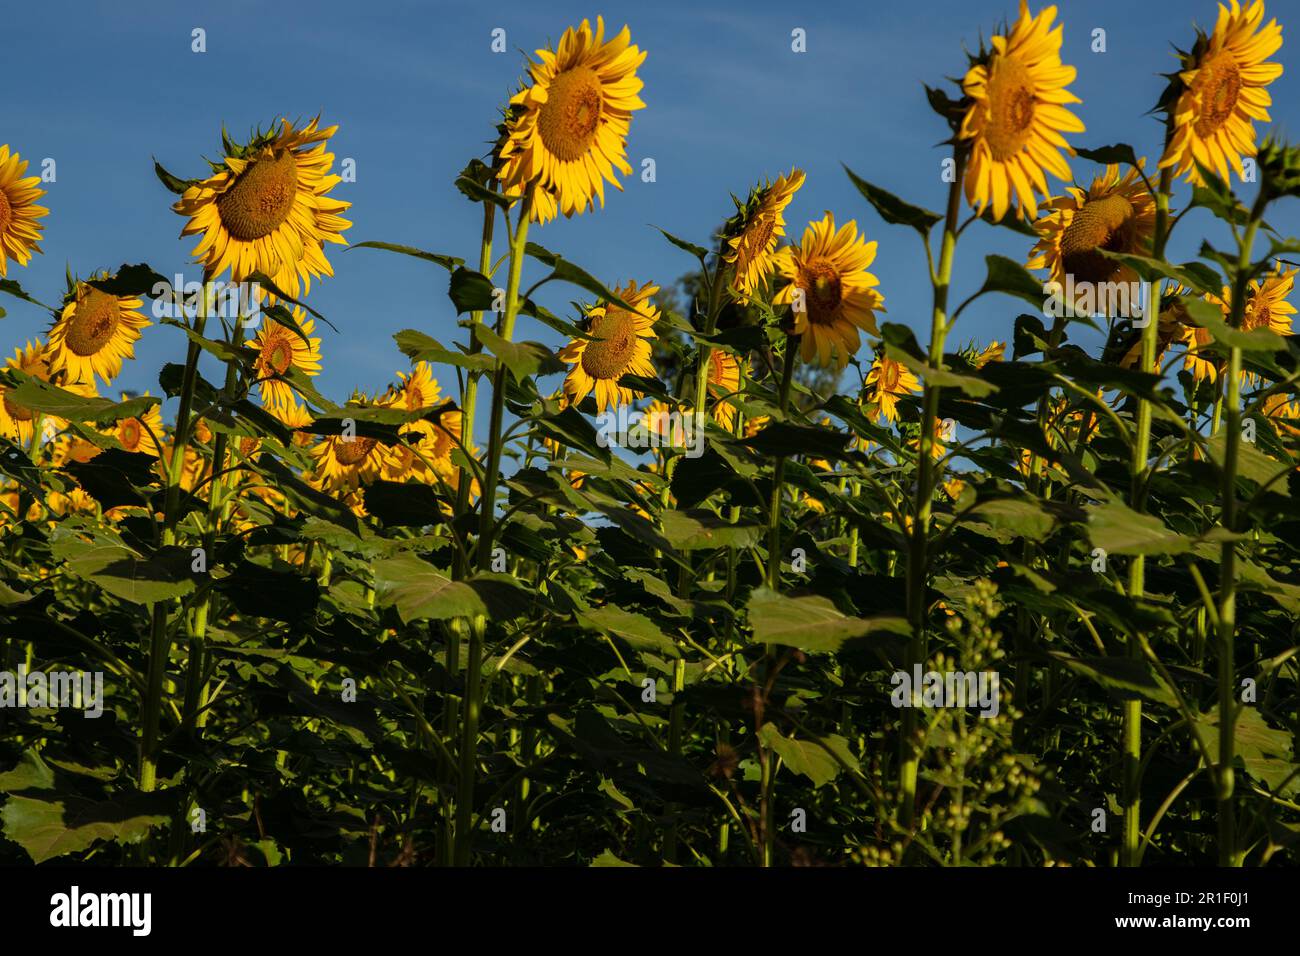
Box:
(173, 117, 351, 295)
(497, 17, 646, 223)
(559, 280, 660, 412)
(1027, 163, 1156, 310)
(0, 341, 53, 443)
(865, 353, 921, 423)
(960, 1, 1084, 221)
(46, 277, 150, 388)
(724, 169, 805, 301)
(707, 350, 742, 430)
(248, 312, 322, 418)
(309, 394, 391, 492)
(0, 146, 49, 277)
(773, 212, 885, 370)
(107, 395, 165, 458)
(1160, 0, 1284, 186)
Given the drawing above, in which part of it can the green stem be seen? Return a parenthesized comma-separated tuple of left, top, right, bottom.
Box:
(900, 145, 966, 831)
(140, 298, 209, 792)
(1216, 206, 1263, 868)
(1120, 166, 1173, 867)
(454, 188, 533, 866)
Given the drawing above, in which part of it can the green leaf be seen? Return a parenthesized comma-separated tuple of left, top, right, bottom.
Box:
(1050, 654, 1177, 706)
(660, 510, 763, 550)
(577, 604, 680, 658)
(843, 164, 942, 235)
(0, 372, 161, 426)
(1101, 253, 1221, 296)
(1193, 706, 1294, 793)
(348, 241, 463, 272)
(372, 555, 532, 623)
(654, 227, 709, 263)
(1074, 144, 1140, 169)
(393, 329, 497, 372)
(154, 157, 199, 194)
(52, 534, 196, 605)
(746, 588, 906, 652)
(967, 497, 1056, 541)
(0, 277, 53, 312)
(1206, 430, 1292, 493)
(1, 791, 171, 864)
(86, 264, 170, 298)
(1086, 500, 1191, 556)
(474, 325, 565, 381)
(1180, 296, 1285, 352)
(524, 243, 639, 312)
(970, 254, 1045, 311)
(758, 723, 858, 788)
(448, 267, 497, 314)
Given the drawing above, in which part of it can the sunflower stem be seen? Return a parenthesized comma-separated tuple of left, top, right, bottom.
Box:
(140, 288, 213, 792)
(454, 187, 532, 866)
(1216, 200, 1264, 868)
(1120, 165, 1173, 867)
(900, 144, 966, 833)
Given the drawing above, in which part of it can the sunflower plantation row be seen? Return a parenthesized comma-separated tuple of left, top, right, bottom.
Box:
(0, 3, 1297, 867)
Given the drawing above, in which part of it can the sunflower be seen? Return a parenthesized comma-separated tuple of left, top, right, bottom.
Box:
(774, 212, 885, 369)
(0, 341, 53, 444)
(960, 1, 1084, 221)
(497, 17, 646, 223)
(0, 146, 48, 277)
(1159, 0, 1284, 186)
(309, 394, 391, 492)
(724, 169, 805, 301)
(383, 404, 464, 485)
(107, 395, 165, 458)
(395, 361, 441, 411)
(46, 277, 150, 388)
(559, 280, 660, 412)
(173, 117, 351, 296)
(974, 341, 1006, 368)
(248, 313, 322, 417)
(277, 398, 317, 446)
(707, 350, 742, 429)
(865, 353, 921, 423)
(1027, 163, 1156, 309)
(1240, 264, 1296, 335)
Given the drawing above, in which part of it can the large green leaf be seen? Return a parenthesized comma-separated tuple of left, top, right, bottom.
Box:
(843, 164, 942, 236)
(746, 588, 906, 652)
(759, 723, 858, 788)
(372, 555, 532, 623)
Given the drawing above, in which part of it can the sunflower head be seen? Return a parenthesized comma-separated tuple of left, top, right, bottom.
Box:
(1159, 0, 1284, 186)
(959, 1, 1084, 221)
(309, 393, 392, 492)
(0, 146, 49, 278)
(249, 312, 322, 419)
(497, 17, 646, 224)
(559, 280, 660, 412)
(706, 350, 743, 430)
(1241, 264, 1297, 335)
(723, 169, 805, 301)
(106, 394, 165, 458)
(1027, 162, 1156, 304)
(0, 341, 54, 443)
(46, 274, 151, 388)
(395, 362, 441, 411)
(774, 212, 885, 370)
(865, 353, 921, 423)
(174, 117, 351, 296)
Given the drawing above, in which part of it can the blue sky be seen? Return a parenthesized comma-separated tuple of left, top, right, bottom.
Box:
(3, 0, 1298, 428)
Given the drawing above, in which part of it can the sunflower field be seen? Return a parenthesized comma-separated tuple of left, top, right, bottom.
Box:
(2, 1, 1300, 872)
